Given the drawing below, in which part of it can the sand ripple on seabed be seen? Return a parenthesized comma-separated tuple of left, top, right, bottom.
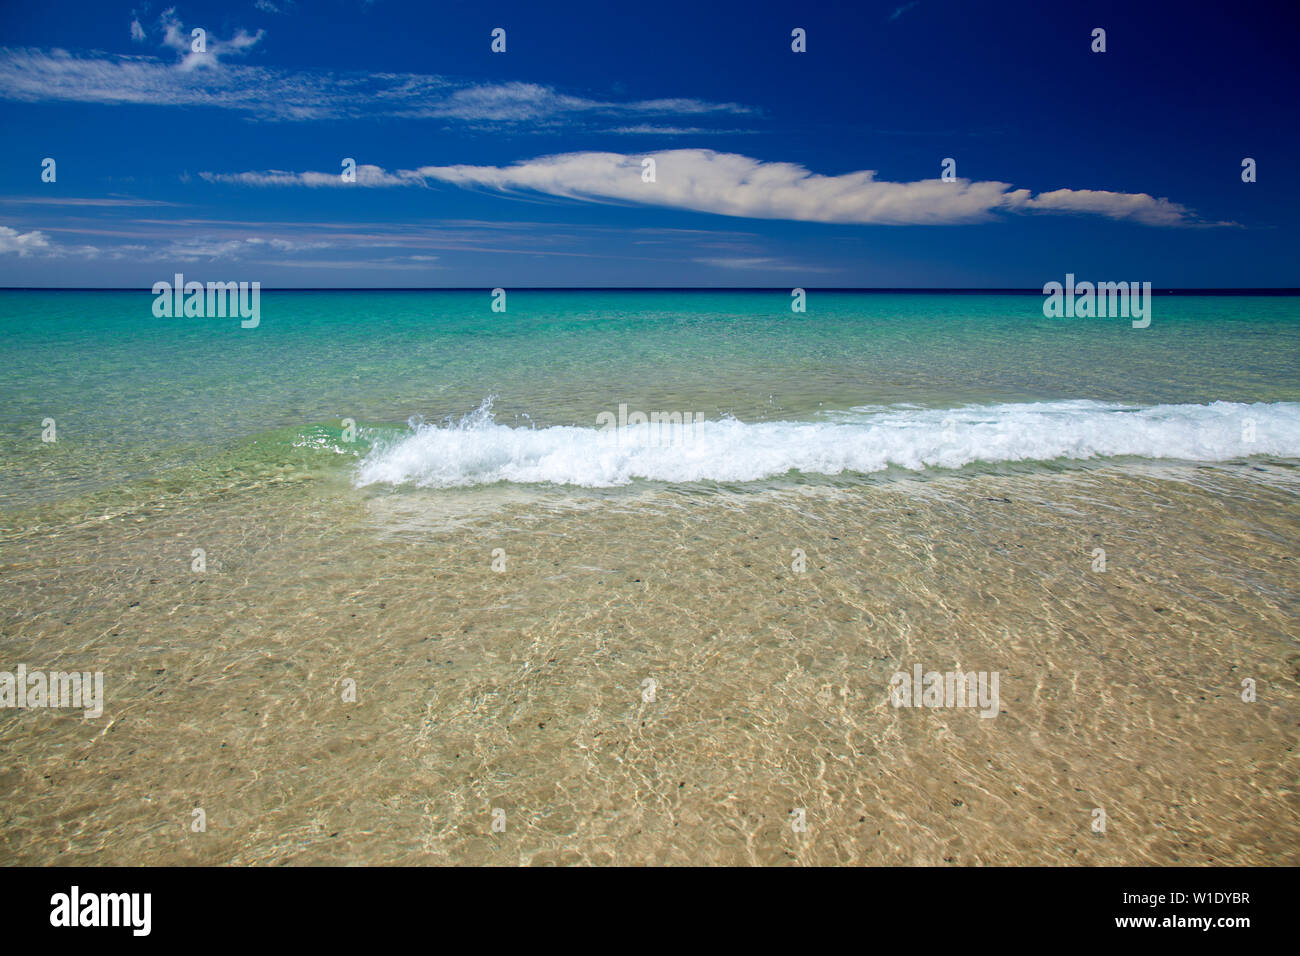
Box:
(0, 463, 1297, 865)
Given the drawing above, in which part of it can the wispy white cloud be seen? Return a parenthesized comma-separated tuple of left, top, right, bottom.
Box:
(1016, 188, 1195, 226)
(605, 125, 759, 135)
(200, 149, 1207, 226)
(0, 225, 55, 256)
(0, 196, 179, 207)
(0, 220, 342, 261)
(0, 45, 754, 124)
(156, 235, 331, 261)
(12, 214, 714, 266)
(201, 165, 417, 187)
(0, 224, 103, 258)
(888, 2, 920, 21)
(154, 10, 264, 72)
(693, 256, 836, 272)
(417, 83, 748, 123)
(272, 255, 442, 271)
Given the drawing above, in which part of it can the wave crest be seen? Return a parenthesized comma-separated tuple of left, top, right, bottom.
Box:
(353, 399, 1300, 489)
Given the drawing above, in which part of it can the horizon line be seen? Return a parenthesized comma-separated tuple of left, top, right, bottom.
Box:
(3, 287, 1299, 295)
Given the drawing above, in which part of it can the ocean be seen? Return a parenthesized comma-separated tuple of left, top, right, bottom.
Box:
(1, 290, 1297, 864)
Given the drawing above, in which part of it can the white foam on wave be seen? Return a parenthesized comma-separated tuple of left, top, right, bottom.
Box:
(353, 399, 1300, 489)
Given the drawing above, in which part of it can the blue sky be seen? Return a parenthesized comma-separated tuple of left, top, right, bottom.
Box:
(0, 0, 1296, 287)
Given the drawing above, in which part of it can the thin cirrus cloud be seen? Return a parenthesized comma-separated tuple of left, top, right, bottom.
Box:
(200, 149, 1206, 227)
(604, 125, 759, 136)
(0, 12, 754, 126)
(0, 214, 752, 264)
(693, 256, 837, 272)
(0, 197, 180, 207)
(155, 236, 331, 262)
(0, 222, 338, 261)
(0, 11, 749, 125)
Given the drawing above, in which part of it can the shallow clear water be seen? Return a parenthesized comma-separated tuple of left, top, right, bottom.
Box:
(1, 291, 1297, 865)
(1, 290, 1297, 505)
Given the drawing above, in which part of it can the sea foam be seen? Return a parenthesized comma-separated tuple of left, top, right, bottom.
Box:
(353, 400, 1300, 489)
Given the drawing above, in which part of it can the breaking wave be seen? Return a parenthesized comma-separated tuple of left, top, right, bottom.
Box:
(353, 399, 1300, 489)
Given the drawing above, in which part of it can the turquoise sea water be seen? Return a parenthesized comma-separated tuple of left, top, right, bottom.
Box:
(1, 290, 1298, 505)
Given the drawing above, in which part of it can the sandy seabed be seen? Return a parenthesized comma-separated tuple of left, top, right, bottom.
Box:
(1, 462, 1297, 865)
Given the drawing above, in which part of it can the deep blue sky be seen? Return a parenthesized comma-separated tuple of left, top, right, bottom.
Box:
(0, 0, 1296, 287)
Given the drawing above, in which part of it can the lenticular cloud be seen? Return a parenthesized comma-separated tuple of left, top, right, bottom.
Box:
(200, 149, 1202, 226)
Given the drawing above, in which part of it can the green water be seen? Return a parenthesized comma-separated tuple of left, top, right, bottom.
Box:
(1, 290, 1297, 506)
